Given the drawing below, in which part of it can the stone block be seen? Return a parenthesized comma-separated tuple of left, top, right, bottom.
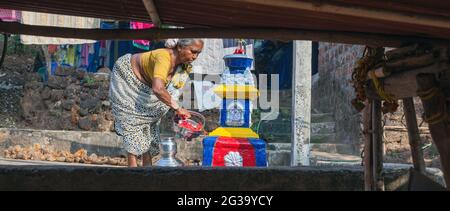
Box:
(267, 150, 290, 166)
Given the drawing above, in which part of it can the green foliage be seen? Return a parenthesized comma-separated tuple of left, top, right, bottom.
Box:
(83, 76, 96, 86)
(1, 35, 40, 56)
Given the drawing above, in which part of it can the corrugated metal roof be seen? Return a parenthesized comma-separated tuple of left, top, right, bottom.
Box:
(0, 0, 150, 21)
(1, 0, 450, 40)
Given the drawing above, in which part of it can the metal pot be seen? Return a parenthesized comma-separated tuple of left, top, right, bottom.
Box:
(155, 137, 184, 167)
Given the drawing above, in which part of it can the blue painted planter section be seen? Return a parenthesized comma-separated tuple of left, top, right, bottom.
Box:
(220, 99, 251, 127)
(223, 54, 253, 74)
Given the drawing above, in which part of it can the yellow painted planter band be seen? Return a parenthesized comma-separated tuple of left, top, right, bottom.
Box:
(213, 84, 259, 100)
(209, 127, 260, 138)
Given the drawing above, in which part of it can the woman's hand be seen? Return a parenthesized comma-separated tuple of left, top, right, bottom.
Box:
(176, 108, 191, 119)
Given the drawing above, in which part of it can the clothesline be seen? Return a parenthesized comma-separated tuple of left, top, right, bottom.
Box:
(1, 8, 158, 75)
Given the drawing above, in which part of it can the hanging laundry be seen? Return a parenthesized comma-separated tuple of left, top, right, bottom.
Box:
(119, 40, 133, 56)
(47, 45, 58, 54)
(0, 9, 21, 22)
(87, 43, 95, 72)
(104, 40, 112, 69)
(98, 41, 107, 67)
(57, 45, 69, 65)
(20, 11, 100, 45)
(100, 21, 118, 68)
(78, 44, 90, 69)
(115, 22, 134, 58)
(66, 45, 76, 66)
(87, 42, 101, 72)
(100, 21, 137, 68)
(100, 21, 116, 29)
(130, 21, 154, 50)
(74, 45, 82, 68)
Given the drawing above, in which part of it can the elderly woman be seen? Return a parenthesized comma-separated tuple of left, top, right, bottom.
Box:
(109, 39, 204, 167)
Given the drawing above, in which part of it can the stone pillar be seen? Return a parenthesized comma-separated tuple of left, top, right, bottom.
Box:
(291, 41, 311, 166)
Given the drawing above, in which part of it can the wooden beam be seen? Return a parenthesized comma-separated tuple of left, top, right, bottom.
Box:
(142, 0, 161, 27)
(385, 44, 420, 61)
(365, 62, 450, 100)
(1, 21, 450, 47)
(363, 100, 374, 191)
(385, 52, 439, 72)
(367, 47, 448, 81)
(416, 74, 450, 190)
(235, 0, 450, 30)
(372, 99, 385, 191)
(403, 98, 426, 174)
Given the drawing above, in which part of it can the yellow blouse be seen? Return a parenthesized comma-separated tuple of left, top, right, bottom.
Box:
(140, 49, 172, 84)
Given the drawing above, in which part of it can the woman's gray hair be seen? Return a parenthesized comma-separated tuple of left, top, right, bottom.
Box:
(165, 38, 203, 48)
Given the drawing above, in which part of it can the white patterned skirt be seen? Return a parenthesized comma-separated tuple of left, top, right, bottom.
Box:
(109, 54, 172, 156)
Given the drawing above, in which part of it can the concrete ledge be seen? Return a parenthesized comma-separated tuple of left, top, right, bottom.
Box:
(0, 128, 205, 162)
(0, 128, 124, 156)
(0, 165, 411, 191)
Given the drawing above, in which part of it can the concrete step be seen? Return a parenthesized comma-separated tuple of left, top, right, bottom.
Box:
(260, 133, 291, 143)
(310, 143, 357, 155)
(311, 113, 334, 123)
(267, 148, 361, 167)
(258, 121, 291, 132)
(313, 160, 361, 166)
(267, 143, 291, 151)
(311, 122, 335, 134)
(267, 150, 291, 166)
(264, 133, 339, 144)
(268, 143, 357, 154)
(257, 113, 335, 135)
(260, 124, 336, 137)
(310, 133, 337, 143)
(311, 151, 361, 163)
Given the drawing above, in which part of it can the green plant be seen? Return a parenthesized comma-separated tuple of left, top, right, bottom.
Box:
(49, 109, 62, 118)
(5, 35, 40, 56)
(83, 76, 96, 86)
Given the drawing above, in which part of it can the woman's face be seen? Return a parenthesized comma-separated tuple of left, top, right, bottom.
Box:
(177, 41, 204, 64)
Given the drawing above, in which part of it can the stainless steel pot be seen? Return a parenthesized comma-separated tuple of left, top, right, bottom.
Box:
(154, 137, 183, 167)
